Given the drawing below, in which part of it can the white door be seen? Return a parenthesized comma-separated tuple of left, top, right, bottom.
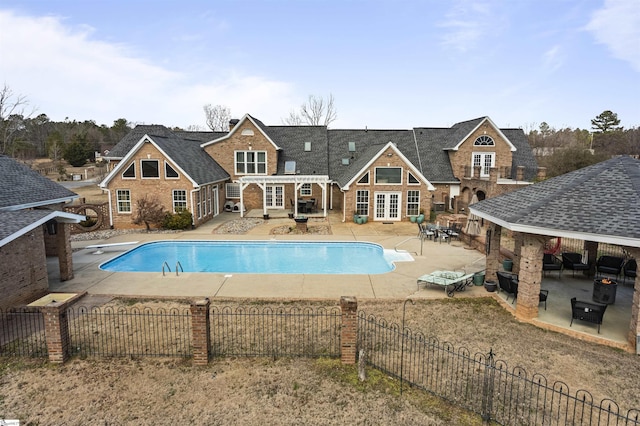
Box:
(374, 192, 401, 221)
(265, 185, 284, 208)
(212, 186, 219, 216)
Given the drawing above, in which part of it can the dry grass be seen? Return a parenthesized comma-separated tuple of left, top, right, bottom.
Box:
(1, 298, 638, 425)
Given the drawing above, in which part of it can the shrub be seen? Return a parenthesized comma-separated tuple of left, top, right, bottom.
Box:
(163, 210, 193, 230)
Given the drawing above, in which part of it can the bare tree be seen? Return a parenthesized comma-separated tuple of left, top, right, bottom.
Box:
(133, 195, 167, 231)
(203, 104, 231, 131)
(0, 84, 36, 155)
(282, 94, 337, 127)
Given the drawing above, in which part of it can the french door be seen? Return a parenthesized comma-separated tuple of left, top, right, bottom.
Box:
(265, 185, 284, 208)
(374, 192, 401, 221)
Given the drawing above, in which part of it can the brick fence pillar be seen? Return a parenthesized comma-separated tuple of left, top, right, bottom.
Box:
(340, 296, 358, 365)
(190, 298, 210, 365)
(41, 301, 71, 363)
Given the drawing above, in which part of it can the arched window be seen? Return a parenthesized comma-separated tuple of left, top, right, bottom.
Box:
(474, 135, 495, 146)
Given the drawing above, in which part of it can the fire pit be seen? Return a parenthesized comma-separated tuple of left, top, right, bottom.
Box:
(593, 278, 617, 304)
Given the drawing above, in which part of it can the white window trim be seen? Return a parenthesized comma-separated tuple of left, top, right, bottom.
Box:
(234, 150, 267, 175)
(406, 189, 420, 216)
(407, 171, 420, 186)
(357, 171, 370, 185)
(116, 189, 131, 214)
(374, 167, 403, 185)
(164, 161, 180, 179)
(172, 189, 187, 213)
(121, 162, 136, 180)
(355, 189, 369, 216)
(300, 183, 312, 196)
(472, 152, 495, 177)
(140, 159, 160, 179)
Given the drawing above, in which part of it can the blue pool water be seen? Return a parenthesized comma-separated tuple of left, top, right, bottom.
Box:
(99, 240, 408, 274)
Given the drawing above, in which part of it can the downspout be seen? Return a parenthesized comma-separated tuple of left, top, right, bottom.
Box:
(342, 190, 346, 223)
(190, 188, 198, 227)
(103, 188, 113, 228)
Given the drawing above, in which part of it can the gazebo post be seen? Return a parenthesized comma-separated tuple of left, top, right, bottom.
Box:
(514, 234, 546, 321)
(512, 232, 524, 275)
(627, 247, 640, 354)
(585, 240, 599, 277)
(486, 223, 502, 283)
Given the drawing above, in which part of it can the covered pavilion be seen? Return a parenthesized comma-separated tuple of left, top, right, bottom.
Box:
(469, 156, 640, 354)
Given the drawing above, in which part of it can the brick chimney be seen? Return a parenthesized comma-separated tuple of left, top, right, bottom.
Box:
(229, 119, 239, 131)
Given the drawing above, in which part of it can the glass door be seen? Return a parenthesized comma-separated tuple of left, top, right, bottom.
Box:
(265, 185, 284, 208)
(374, 192, 401, 221)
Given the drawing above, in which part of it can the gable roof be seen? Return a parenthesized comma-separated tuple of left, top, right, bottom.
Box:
(0, 156, 78, 210)
(100, 134, 229, 188)
(412, 127, 459, 183)
(200, 114, 281, 150)
(104, 125, 175, 159)
(446, 116, 516, 151)
(469, 156, 640, 247)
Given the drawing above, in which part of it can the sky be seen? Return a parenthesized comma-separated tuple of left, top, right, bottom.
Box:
(0, 0, 639, 132)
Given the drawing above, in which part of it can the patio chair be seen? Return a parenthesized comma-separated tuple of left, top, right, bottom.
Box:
(433, 229, 450, 244)
(417, 223, 434, 240)
(542, 253, 563, 278)
(496, 271, 549, 309)
(596, 255, 624, 279)
(496, 271, 518, 303)
(623, 258, 637, 285)
(561, 252, 589, 277)
(570, 297, 607, 333)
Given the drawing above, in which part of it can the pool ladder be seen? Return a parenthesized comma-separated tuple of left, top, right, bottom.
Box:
(162, 261, 184, 276)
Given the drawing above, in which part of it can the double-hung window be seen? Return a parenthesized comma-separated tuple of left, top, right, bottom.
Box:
(406, 190, 420, 216)
(116, 190, 131, 213)
(235, 151, 266, 174)
(173, 190, 187, 212)
(356, 190, 369, 216)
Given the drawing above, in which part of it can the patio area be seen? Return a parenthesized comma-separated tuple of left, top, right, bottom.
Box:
(43, 211, 636, 352)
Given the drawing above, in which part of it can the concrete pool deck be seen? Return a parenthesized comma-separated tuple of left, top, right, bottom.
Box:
(49, 212, 487, 301)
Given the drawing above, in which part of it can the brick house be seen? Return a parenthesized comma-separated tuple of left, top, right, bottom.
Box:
(0, 156, 85, 310)
(101, 114, 538, 228)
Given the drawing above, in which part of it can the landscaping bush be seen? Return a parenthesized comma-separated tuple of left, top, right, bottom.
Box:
(163, 210, 193, 230)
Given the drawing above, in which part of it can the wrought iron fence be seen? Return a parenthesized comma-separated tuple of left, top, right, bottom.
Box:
(67, 306, 192, 358)
(0, 308, 47, 358)
(556, 237, 628, 260)
(209, 305, 341, 358)
(357, 311, 640, 425)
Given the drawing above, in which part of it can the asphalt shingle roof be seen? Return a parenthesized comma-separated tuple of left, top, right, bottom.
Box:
(0, 156, 78, 209)
(151, 135, 229, 185)
(265, 126, 329, 175)
(106, 125, 175, 158)
(0, 210, 54, 243)
(470, 156, 640, 241)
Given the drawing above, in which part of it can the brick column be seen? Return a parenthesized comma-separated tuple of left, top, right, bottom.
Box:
(190, 299, 211, 365)
(340, 296, 358, 365)
(41, 301, 71, 363)
(512, 232, 524, 275)
(627, 248, 640, 354)
(515, 234, 546, 321)
(585, 240, 598, 277)
(486, 223, 502, 283)
(57, 222, 74, 281)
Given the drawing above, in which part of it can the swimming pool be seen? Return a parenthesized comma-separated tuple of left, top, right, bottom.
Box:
(99, 240, 412, 274)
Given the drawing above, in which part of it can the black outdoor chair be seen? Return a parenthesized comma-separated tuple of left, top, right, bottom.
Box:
(623, 258, 637, 285)
(543, 253, 563, 278)
(496, 271, 549, 309)
(596, 255, 624, 279)
(570, 297, 607, 333)
(561, 252, 589, 277)
(496, 271, 518, 303)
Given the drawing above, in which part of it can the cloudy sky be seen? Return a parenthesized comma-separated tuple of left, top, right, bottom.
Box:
(1, 0, 638, 131)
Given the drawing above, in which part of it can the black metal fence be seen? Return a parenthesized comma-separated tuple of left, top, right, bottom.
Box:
(209, 305, 341, 358)
(357, 311, 640, 425)
(0, 308, 47, 358)
(67, 306, 192, 358)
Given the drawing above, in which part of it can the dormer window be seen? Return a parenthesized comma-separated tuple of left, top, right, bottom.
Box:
(474, 135, 495, 146)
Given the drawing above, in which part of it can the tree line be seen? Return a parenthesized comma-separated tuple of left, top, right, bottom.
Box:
(525, 110, 638, 177)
